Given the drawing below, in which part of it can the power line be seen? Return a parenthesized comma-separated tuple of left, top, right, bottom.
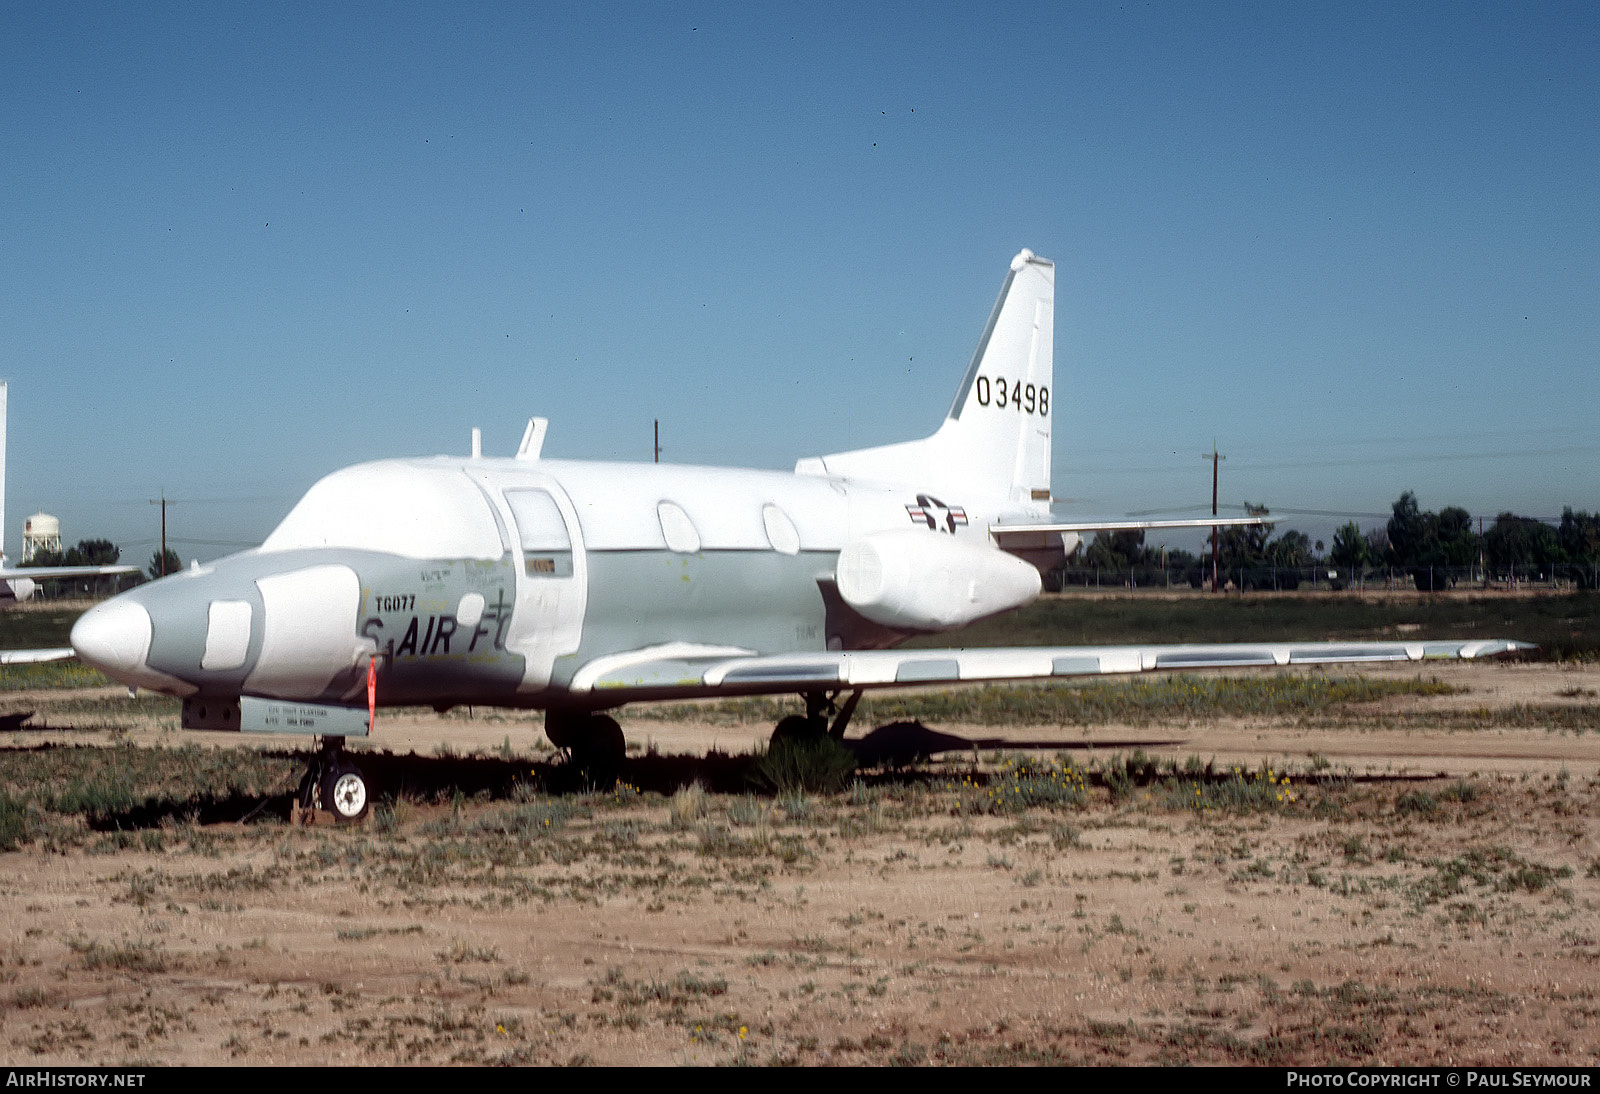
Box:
(100, 494, 291, 507)
(119, 537, 260, 549)
(1064, 443, 1600, 477)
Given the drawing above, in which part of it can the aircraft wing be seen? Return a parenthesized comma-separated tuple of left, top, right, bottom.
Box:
(0, 647, 74, 665)
(991, 516, 1275, 538)
(571, 639, 1533, 700)
(0, 565, 138, 580)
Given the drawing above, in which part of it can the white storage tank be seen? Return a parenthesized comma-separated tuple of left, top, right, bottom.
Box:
(22, 513, 61, 562)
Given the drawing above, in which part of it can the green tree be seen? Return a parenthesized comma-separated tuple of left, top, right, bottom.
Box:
(1083, 529, 1146, 571)
(1558, 508, 1600, 562)
(148, 549, 182, 579)
(1556, 508, 1600, 588)
(1364, 526, 1390, 564)
(1437, 506, 1478, 567)
(1163, 547, 1199, 571)
(1329, 522, 1370, 570)
(1386, 492, 1479, 590)
(64, 539, 120, 567)
(1386, 491, 1433, 567)
(1207, 502, 1275, 570)
(1265, 529, 1312, 568)
(1484, 514, 1559, 576)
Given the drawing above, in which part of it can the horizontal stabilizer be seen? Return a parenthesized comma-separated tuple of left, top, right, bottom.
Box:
(991, 516, 1276, 538)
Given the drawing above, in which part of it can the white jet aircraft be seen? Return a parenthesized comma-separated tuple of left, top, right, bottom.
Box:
(68, 250, 1529, 820)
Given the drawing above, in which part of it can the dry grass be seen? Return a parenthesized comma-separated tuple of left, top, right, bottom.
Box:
(0, 739, 1591, 1066)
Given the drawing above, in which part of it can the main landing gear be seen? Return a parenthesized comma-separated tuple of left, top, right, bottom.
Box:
(295, 737, 371, 824)
(545, 709, 627, 784)
(770, 689, 862, 745)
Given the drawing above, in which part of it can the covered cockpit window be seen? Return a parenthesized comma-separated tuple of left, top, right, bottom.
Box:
(261, 462, 505, 560)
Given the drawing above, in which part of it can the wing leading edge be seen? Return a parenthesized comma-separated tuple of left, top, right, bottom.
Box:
(0, 565, 138, 581)
(570, 639, 1534, 702)
(0, 648, 75, 665)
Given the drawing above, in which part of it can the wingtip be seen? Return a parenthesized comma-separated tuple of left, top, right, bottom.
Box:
(1477, 640, 1539, 659)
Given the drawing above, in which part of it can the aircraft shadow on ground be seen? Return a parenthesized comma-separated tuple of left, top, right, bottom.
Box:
(50, 721, 1208, 831)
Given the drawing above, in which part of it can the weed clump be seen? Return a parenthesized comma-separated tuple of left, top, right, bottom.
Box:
(669, 782, 708, 828)
(955, 755, 1089, 814)
(1157, 762, 1297, 814)
(591, 967, 728, 1007)
(0, 791, 26, 851)
(67, 937, 171, 974)
(1102, 749, 1160, 801)
(752, 736, 856, 796)
(1395, 790, 1440, 819)
(1412, 846, 1575, 906)
(471, 798, 577, 837)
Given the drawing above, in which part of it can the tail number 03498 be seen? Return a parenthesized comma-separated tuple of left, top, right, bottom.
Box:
(975, 376, 1048, 416)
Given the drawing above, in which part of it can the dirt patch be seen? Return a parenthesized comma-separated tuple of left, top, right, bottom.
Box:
(0, 660, 1595, 1065)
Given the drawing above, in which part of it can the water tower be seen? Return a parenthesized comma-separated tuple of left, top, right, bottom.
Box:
(22, 513, 60, 562)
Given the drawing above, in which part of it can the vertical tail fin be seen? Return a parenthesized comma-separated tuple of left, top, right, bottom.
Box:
(798, 250, 1053, 511)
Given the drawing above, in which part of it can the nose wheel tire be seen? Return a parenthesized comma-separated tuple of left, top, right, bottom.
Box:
(323, 763, 371, 824)
(296, 739, 372, 825)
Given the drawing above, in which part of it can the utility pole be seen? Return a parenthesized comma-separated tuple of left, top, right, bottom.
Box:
(148, 495, 171, 576)
(653, 420, 662, 464)
(1201, 448, 1224, 593)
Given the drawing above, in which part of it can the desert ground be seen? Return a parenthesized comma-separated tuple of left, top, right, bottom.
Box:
(0, 656, 1595, 1066)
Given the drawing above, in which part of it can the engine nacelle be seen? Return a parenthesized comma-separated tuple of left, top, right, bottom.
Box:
(835, 529, 1042, 632)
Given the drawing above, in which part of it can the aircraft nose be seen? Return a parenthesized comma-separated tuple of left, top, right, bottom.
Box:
(71, 600, 155, 685)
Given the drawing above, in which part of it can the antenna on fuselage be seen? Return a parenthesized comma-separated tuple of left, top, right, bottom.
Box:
(516, 418, 548, 461)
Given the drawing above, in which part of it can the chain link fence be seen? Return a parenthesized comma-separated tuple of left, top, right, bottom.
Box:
(1045, 562, 1600, 593)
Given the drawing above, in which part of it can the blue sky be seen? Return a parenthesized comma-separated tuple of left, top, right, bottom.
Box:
(3, 2, 1596, 564)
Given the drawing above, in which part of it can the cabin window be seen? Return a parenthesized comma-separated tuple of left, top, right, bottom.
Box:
(506, 489, 573, 577)
(657, 501, 701, 554)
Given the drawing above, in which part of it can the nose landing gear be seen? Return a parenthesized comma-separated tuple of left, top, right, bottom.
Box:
(295, 737, 372, 824)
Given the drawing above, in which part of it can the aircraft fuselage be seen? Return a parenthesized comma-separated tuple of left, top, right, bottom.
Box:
(70, 454, 1045, 722)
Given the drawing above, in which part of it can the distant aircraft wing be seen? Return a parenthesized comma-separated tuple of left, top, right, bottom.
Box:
(0, 565, 138, 580)
(0, 648, 75, 665)
(571, 639, 1533, 700)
